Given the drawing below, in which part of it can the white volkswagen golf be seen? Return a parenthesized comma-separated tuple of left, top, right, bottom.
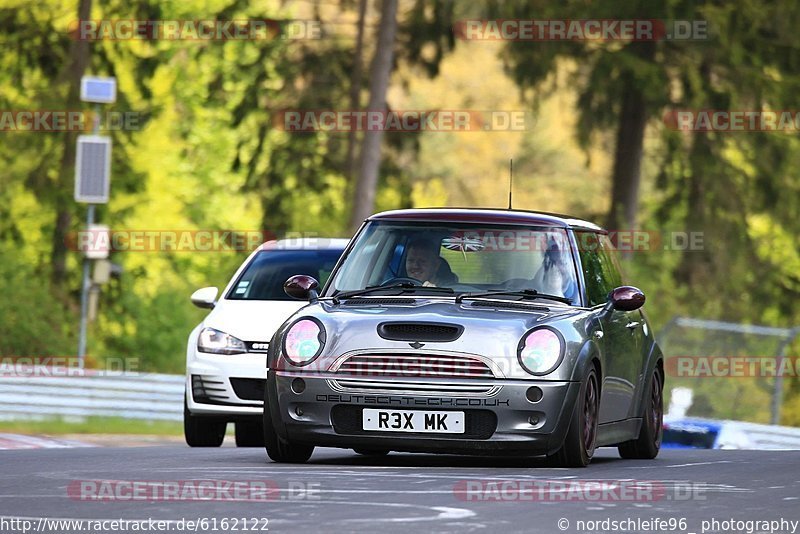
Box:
(185, 238, 348, 447)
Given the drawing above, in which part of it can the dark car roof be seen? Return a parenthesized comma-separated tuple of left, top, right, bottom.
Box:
(368, 208, 606, 232)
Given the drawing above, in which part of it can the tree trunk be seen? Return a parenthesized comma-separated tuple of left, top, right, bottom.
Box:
(348, 0, 398, 233)
(345, 0, 368, 182)
(606, 42, 655, 231)
(606, 80, 647, 231)
(52, 0, 92, 285)
(675, 62, 715, 287)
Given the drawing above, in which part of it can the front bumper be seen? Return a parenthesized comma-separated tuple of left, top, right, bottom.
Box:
(268, 370, 581, 456)
(186, 351, 267, 416)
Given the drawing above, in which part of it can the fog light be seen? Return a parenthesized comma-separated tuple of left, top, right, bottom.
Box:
(526, 386, 543, 403)
(295, 406, 304, 416)
(291, 377, 306, 394)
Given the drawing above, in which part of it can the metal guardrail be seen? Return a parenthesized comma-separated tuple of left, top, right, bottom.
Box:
(738, 422, 800, 450)
(659, 316, 800, 425)
(0, 369, 185, 421)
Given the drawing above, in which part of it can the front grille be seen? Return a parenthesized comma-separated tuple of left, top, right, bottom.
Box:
(377, 322, 463, 342)
(333, 353, 495, 379)
(230, 378, 266, 401)
(330, 405, 497, 440)
(191, 374, 229, 404)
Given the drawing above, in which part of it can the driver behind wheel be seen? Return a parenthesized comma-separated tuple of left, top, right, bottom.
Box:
(404, 238, 457, 286)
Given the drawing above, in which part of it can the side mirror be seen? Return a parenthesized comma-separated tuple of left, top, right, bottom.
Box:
(190, 287, 218, 309)
(284, 275, 320, 303)
(604, 286, 646, 313)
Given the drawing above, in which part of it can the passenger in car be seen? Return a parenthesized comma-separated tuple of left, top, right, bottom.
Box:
(404, 238, 458, 286)
(531, 238, 578, 303)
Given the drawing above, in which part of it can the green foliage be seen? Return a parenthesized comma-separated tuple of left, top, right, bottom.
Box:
(95, 286, 205, 374)
(0, 246, 76, 357)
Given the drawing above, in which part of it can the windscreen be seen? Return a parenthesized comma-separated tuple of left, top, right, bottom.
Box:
(227, 249, 343, 301)
(327, 221, 579, 304)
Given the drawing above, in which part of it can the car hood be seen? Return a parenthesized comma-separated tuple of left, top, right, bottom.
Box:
(203, 299, 308, 342)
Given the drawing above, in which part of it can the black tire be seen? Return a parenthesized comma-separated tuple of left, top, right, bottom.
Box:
(353, 448, 390, 456)
(550, 368, 599, 467)
(184, 395, 226, 447)
(235, 420, 265, 447)
(262, 385, 314, 463)
(618, 367, 663, 459)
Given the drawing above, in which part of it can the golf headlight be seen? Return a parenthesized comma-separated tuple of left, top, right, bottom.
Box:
(197, 327, 246, 355)
(282, 318, 326, 366)
(517, 327, 564, 375)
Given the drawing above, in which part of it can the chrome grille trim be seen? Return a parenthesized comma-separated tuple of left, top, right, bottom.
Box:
(329, 350, 504, 379)
(327, 379, 502, 397)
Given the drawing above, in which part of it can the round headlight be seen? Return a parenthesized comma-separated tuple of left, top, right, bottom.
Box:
(517, 327, 564, 376)
(282, 318, 326, 366)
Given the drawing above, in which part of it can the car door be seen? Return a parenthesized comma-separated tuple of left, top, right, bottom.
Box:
(577, 232, 642, 424)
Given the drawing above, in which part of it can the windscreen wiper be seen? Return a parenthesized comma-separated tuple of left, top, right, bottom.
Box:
(455, 289, 572, 305)
(332, 283, 455, 303)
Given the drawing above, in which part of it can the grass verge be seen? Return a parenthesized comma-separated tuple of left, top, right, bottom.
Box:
(0, 417, 183, 436)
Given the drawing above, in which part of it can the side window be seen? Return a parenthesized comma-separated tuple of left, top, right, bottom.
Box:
(576, 232, 623, 307)
(577, 232, 606, 307)
(598, 235, 624, 290)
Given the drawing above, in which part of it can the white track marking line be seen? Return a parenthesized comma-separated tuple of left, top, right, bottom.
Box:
(0, 434, 94, 450)
(624, 460, 735, 469)
(664, 460, 736, 468)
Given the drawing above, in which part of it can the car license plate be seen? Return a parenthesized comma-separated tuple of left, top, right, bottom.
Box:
(362, 409, 465, 434)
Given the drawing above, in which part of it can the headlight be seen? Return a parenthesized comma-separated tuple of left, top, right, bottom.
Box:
(282, 318, 326, 366)
(517, 327, 564, 375)
(197, 327, 247, 355)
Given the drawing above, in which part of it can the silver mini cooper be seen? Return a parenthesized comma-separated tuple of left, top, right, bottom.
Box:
(263, 208, 664, 467)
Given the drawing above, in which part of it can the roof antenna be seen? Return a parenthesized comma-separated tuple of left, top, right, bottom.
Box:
(507, 159, 513, 210)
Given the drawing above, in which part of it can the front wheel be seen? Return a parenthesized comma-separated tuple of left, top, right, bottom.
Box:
(618, 367, 663, 459)
(550, 368, 599, 467)
(184, 395, 226, 447)
(263, 385, 314, 463)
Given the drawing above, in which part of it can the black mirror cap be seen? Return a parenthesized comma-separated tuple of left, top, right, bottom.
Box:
(284, 275, 320, 302)
(608, 286, 646, 312)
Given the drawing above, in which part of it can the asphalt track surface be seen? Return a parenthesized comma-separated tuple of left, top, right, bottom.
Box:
(0, 446, 798, 533)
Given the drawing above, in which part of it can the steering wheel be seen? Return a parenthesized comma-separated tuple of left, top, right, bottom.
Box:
(382, 277, 423, 286)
